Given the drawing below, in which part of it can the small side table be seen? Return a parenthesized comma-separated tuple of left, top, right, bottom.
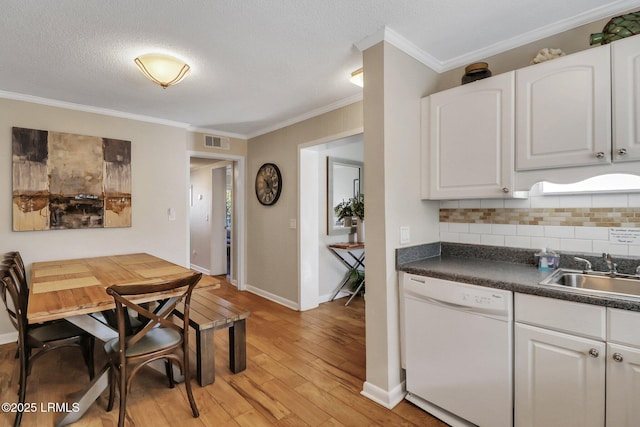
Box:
(328, 242, 365, 306)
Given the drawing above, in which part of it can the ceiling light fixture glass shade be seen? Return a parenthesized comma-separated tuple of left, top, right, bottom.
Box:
(134, 54, 191, 88)
(350, 67, 364, 87)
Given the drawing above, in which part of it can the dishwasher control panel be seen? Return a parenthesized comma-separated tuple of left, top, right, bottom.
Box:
(403, 273, 513, 318)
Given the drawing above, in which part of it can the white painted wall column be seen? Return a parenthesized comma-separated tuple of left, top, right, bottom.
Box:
(360, 41, 440, 408)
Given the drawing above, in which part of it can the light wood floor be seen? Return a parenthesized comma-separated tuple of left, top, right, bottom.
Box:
(0, 278, 446, 426)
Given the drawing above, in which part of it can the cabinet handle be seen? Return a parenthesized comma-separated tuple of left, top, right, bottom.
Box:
(595, 152, 606, 159)
(613, 352, 624, 362)
(589, 348, 599, 358)
(618, 148, 628, 156)
(502, 187, 510, 193)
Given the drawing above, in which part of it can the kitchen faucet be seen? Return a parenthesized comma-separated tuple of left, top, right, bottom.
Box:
(574, 257, 593, 273)
(603, 253, 618, 275)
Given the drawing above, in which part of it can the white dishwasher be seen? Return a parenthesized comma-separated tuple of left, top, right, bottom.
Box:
(401, 273, 513, 427)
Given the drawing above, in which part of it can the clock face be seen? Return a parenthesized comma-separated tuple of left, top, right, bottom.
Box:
(255, 163, 282, 206)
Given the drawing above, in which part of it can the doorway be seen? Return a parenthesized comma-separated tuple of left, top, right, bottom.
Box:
(298, 132, 364, 310)
(188, 153, 246, 289)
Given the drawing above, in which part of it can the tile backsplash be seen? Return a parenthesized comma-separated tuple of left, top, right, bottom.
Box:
(439, 193, 640, 257)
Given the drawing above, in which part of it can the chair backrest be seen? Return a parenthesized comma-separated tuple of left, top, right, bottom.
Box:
(5, 252, 25, 278)
(0, 266, 26, 335)
(3, 252, 28, 300)
(106, 272, 202, 352)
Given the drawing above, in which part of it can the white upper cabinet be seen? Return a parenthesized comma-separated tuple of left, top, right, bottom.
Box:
(516, 45, 611, 170)
(612, 35, 640, 162)
(422, 71, 515, 199)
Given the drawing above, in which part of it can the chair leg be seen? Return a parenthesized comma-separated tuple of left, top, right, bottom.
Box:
(24, 348, 32, 376)
(15, 349, 27, 427)
(181, 356, 199, 418)
(80, 336, 95, 380)
(165, 360, 175, 389)
(13, 410, 23, 427)
(117, 369, 127, 427)
(106, 367, 116, 412)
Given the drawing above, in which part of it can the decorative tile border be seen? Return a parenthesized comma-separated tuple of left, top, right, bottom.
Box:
(440, 208, 640, 228)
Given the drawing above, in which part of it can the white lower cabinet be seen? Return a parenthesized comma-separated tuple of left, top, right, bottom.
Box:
(515, 323, 605, 427)
(606, 343, 640, 426)
(606, 307, 640, 426)
(514, 293, 607, 427)
(515, 295, 640, 427)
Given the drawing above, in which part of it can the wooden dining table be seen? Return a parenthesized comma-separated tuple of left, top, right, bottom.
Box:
(27, 253, 220, 427)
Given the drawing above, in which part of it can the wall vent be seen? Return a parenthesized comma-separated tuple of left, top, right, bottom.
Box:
(204, 134, 230, 150)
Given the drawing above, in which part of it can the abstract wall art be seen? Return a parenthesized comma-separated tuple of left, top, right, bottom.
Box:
(12, 127, 132, 231)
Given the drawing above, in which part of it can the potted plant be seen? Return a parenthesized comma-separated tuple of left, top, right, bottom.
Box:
(350, 194, 364, 221)
(350, 194, 364, 242)
(334, 199, 354, 227)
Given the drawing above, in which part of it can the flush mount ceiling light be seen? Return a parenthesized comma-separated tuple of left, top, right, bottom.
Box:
(134, 53, 190, 89)
(350, 67, 363, 87)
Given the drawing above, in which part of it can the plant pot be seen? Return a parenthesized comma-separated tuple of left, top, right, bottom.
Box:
(357, 220, 365, 243)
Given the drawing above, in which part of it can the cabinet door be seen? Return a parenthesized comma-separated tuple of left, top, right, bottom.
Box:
(425, 71, 515, 199)
(516, 45, 611, 170)
(606, 343, 640, 427)
(515, 323, 605, 427)
(612, 36, 640, 162)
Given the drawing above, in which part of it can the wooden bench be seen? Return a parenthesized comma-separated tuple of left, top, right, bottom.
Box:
(173, 288, 251, 386)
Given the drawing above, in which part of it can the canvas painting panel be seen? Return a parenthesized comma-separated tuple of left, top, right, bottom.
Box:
(12, 127, 131, 231)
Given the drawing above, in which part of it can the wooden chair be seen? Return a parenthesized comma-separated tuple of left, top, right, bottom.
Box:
(104, 273, 202, 427)
(3, 252, 96, 362)
(0, 266, 95, 427)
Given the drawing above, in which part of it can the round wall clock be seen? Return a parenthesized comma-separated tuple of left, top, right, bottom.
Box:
(255, 163, 282, 206)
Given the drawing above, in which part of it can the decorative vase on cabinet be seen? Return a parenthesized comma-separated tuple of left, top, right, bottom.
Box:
(461, 62, 492, 84)
(590, 10, 640, 45)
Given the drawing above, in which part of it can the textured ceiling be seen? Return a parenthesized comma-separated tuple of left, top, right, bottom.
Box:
(1, 0, 638, 138)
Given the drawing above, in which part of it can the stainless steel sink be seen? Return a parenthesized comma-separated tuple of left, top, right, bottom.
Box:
(540, 269, 640, 298)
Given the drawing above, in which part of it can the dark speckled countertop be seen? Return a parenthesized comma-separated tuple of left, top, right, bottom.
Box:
(397, 242, 640, 312)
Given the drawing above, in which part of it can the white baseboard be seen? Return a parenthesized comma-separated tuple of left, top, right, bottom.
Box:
(318, 290, 350, 304)
(0, 331, 18, 345)
(190, 264, 211, 275)
(361, 380, 406, 409)
(245, 284, 299, 311)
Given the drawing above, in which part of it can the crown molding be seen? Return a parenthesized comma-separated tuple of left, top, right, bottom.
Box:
(245, 93, 363, 139)
(186, 126, 247, 139)
(0, 89, 193, 129)
(355, 0, 640, 73)
(0, 89, 363, 141)
(443, 0, 640, 71)
(355, 26, 444, 71)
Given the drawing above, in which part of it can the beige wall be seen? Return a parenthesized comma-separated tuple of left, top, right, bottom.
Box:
(246, 102, 363, 304)
(0, 98, 193, 337)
